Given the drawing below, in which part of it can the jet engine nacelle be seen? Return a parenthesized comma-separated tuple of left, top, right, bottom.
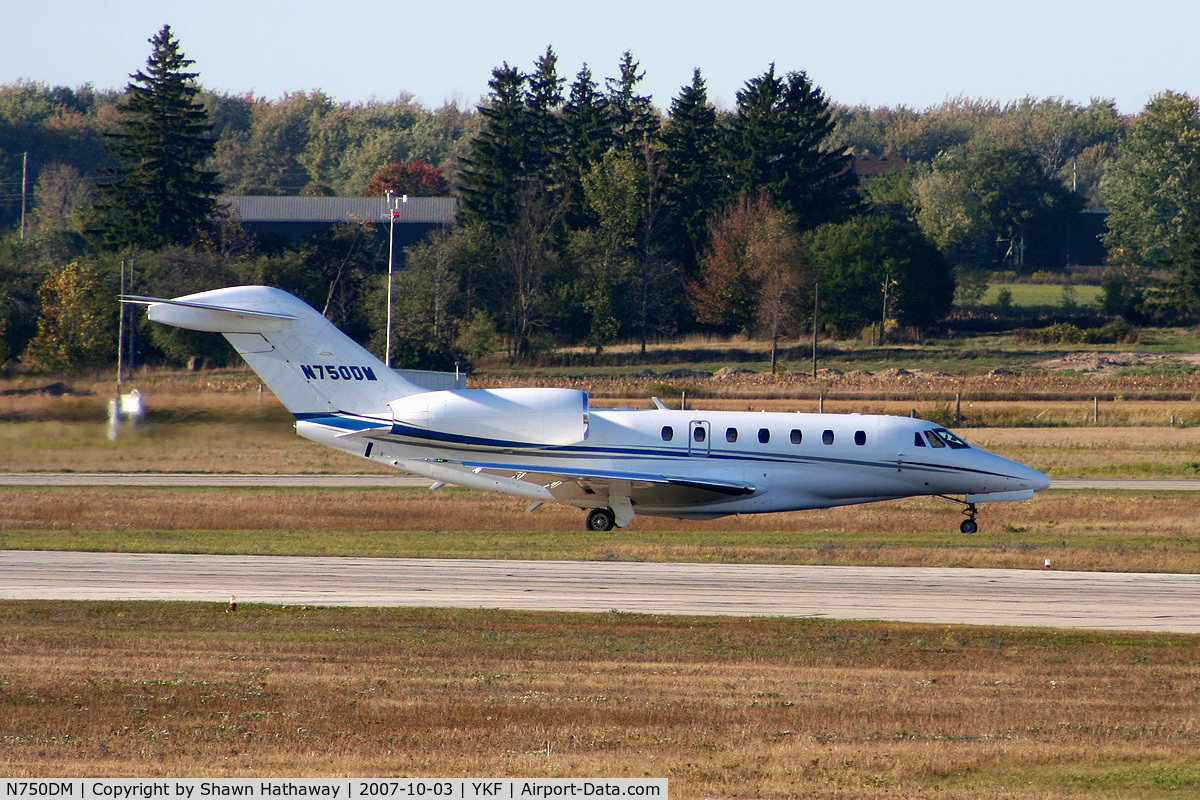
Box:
(389, 387, 589, 447)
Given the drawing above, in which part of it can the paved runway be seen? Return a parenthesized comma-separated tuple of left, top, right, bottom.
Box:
(5, 473, 1197, 633)
(3, 550, 1198, 633)
(4, 473, 1200, 491)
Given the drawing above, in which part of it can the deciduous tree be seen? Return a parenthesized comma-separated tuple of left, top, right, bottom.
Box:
(803, 215, 953, 334)
(364, 160, 449, 196)
(24, 261, 115, 372)
(915, 145, 1078, 268)
(1102, 91, 1200, 266)
(690, 193, 806, 367)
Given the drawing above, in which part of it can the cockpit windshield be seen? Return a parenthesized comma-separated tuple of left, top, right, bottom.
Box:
(928, 428, 970, 449)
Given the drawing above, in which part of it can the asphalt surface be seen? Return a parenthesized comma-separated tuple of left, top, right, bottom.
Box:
(5, 472, 1197, 633)
(4, 473, 1200, 490)
(2, 550, 1197, 632)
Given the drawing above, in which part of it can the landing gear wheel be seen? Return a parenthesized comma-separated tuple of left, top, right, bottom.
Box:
(586, 508, 616, 532)
(960, 502, 979, 534)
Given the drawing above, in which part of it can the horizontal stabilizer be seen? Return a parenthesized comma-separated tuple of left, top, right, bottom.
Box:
(121, 295, 299, 320)
(122, 294, 299, 334)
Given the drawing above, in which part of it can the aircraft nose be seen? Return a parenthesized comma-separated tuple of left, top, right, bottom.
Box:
(973, 452, 1051, 495)
(1022, 463, 1052, 493)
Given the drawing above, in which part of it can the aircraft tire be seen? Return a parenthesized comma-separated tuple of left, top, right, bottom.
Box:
(586, 508, 616, 532)
(960, 519, 978, 534)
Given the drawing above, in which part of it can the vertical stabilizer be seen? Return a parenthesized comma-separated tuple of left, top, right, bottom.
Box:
(131, 286, 422, 417)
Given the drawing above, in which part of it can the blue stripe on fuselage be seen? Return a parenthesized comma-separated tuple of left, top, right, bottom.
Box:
(295, 411, 1022, 483)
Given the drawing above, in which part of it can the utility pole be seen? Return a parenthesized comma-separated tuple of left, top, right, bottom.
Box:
(811, 277, 819, 378)
(117, 260, 126, 392)
(879, 270, 897, 346)
(19, 151, 27, 241)
(384, 191, 408, 367)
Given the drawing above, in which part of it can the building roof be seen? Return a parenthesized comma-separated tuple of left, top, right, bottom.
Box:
(218, 195, 458, 224)
(852, 154, 908, 177)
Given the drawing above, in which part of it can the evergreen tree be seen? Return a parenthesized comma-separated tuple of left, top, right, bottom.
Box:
(561, 64, 611, 227)
(91, 26, 220, 250)
(562, 65, 610, 177)
(458, 64, 529, 231)
(605, 51, 658, 153)
(727, 65, 858, 229)
(523, 47, 566, 186)
(662, 69, 726, 271)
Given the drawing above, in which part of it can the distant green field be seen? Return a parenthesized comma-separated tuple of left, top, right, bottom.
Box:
(984, 282, 1102, 307)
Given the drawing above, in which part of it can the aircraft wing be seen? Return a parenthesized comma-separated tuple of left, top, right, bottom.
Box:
(460, 458, 756, 498)
(394, 456, 757, 512)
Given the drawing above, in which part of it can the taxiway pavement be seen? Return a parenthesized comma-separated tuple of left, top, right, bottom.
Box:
(3, 550, 1198, 633)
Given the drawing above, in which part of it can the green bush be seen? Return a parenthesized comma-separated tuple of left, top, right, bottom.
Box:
(1017, 319, 1139, 345)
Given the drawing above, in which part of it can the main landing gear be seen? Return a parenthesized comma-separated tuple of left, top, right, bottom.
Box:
(586, 507, 616, 532)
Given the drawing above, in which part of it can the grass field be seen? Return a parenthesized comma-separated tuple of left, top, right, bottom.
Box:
(984, 283, 1104, 308)
(3, 481, 1200, 572)
(5, 367, 1200, 796)
(1, 602, 1198, 798)
(7, 416, 1200, 477)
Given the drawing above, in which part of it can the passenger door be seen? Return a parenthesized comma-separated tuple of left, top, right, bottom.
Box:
(688, 420, 711, 457)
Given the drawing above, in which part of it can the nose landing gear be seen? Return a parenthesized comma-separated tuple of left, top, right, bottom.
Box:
(938, 496, 980, 533)
(960, 502, 979, 534)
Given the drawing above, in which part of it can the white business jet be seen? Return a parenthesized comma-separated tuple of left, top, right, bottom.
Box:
(126, 286, 1049, 532)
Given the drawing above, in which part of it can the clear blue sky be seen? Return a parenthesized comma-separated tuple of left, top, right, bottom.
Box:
(4, 0, 1198, 114)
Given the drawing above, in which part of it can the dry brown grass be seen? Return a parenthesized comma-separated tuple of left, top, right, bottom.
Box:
(5, 367, 1200, 477)
(0, 420, 393, 474)
(967, 427, 1200, 477)
(4, 486, 1200, 573)
(1, 602, 1197, 798)
(6, 374, 1200, 795)
(7, 418, 1200, 477)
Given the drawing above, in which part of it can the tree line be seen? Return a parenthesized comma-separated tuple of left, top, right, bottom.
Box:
(3, 26, 1200, 373)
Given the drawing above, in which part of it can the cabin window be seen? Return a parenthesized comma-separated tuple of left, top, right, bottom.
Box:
(913, 432, 927, 447)
(693, 426, 706, 443)
(822, 429, 835, 445)
(661, 426, 674, 442)
(790, 429, 802, 445)
(758, 428, 770, 444)
(924, 430, 946, 448)
(726, 427, 738, 443)
(854, 430, 867, 446)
